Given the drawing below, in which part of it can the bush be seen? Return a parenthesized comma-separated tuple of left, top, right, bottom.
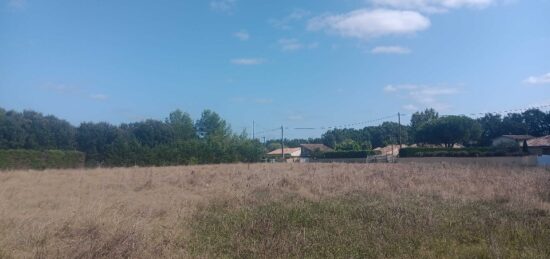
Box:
(321, 150, 377, 159)
(0, 149, 85, 170)
(399, 147, 525, 158)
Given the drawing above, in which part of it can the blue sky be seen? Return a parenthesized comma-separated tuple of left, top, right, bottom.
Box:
(1, 0, 549, 139)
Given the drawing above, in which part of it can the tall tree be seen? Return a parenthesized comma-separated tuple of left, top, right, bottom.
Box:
(130, 119, 174, 148)
(522, 109, 549, 136)
(502, 113, 528, 135)
(477, 113, 503, 146)
(411, 108, 439, 144)
(167, 109, 196, 141)
(76, 122, 118, 165)
(195, 110, 231, 139)
(417, 116, 481, 147)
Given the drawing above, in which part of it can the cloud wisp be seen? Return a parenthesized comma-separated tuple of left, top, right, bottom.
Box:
(269, 9, 311, 30)
(234, 30, 250, 41)
(524, 73, 550, 85)
(278, 38, 318, 51)
(371, 45, 411, 54)
(231, 58, 264, 65)
(210, 0, 236, 13)
(371, 0, 496, 13)
(384, 84, 459, 111)
(308, 9, 430, 40)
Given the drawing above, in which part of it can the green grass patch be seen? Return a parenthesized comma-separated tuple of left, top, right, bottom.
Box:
(188, 195, 550, 258)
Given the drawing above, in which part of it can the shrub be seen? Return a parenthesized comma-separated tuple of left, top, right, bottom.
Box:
(0, 149, 85, 170)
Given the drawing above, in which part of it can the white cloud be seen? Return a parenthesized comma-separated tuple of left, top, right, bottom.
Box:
(210, 0, 236, 13)
(269, 9, 311, 30)
(385, 84, 459, 111)
(234, 30, 250, 41)
(231, 58, 264, 65)
(278, 38, 303, 51)
(384, 85, 398, 92)
(371, 0, 496, 13)
(89, 94, 109, 101)
(384, 84, 418, 92)
(523, 73, 550, 85)
(308, 9, 430, 40)
(371, 45, 411, 54)
(277, 38, 319, 52)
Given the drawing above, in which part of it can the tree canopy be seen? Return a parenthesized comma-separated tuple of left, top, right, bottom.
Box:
(0, 108, 263, 166)
(1, 106, 549, 166)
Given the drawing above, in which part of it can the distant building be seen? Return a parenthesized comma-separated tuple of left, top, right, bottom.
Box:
(492, 135, 534, 148)
(266, 147, 302, 162)
(299, 144, 333, 157)
(527, 135, 550, 155)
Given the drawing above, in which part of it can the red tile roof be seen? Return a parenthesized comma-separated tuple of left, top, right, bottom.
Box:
(300, 144, 333, 152)
(527, 135, 550, 147)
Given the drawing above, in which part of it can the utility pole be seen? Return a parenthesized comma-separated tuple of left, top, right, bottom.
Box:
(281, 125, 285, 160)
(252, 120, 255, 140)
(398, 112, 402, 149)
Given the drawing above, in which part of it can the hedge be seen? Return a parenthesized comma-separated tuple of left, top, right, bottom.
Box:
(0, 150, 85, 170)
(321, 150, 377, 159)
(398, 147, 525, 158)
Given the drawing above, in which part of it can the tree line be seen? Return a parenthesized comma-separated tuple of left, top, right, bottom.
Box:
(0, 108, 263, 166)
(269, 108, 550, 151)
(2, 106, 549, 166)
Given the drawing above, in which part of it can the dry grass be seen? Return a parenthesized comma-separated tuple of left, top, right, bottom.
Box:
(0, 163, 549, 258)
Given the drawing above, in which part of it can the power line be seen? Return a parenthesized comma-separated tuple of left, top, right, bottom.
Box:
(443, 104, 550, 118)
(293, 114, 400, 131)
(254, 103, 550, 140)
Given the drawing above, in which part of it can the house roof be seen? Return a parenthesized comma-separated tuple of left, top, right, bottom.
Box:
(500, 135, 534, 141)
(266, 147, 301, 156)
(527, 135, 550, 147)
(300, 144, 333, 153)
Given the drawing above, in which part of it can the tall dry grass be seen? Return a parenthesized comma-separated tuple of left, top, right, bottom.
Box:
(0, 163, 549, 258)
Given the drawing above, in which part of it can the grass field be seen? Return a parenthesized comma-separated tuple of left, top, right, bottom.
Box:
(1, 163, 549, 258)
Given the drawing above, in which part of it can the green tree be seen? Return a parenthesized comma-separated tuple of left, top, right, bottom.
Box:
(522, 109, 549, 136)
(411, 108, 439, 144)
(477, 113, 503, 146)
(130, 119, 174, 148)
(76, 122, 118, 165)
(417, 116, 481, 147)
(195, 110, 231, 139)
(167, 109, 196, 141)
(336, 139, 361, 151)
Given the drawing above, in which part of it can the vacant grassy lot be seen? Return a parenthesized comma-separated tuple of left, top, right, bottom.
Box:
(1, 163, 549, 258)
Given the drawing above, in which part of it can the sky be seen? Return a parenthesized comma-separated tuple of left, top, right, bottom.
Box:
(1, 0, 549, 139)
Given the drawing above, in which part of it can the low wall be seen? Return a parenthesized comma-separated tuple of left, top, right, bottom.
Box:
(398, 156, 538, 167)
